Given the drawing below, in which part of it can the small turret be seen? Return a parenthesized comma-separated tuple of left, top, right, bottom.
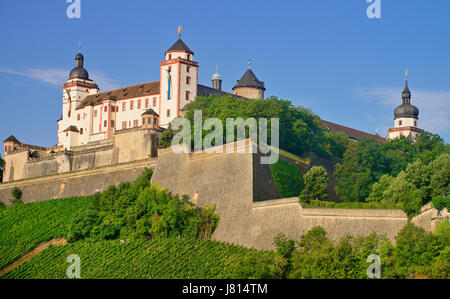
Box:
(211, 66, 222, 90)
(232, 60, 265, 99)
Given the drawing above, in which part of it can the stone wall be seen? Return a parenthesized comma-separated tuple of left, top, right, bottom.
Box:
(2, 128, 159, 182)
(151, 143, 443, 249)
(0, 159, 156, 206)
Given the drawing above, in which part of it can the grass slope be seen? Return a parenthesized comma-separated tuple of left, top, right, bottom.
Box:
(0, 197, 92, 270)
(2, 237, 258, 279)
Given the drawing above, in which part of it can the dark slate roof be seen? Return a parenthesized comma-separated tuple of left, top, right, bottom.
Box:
(394, 104, 419, 119)
(233, 69, 265, 90)
(63, 125, 79, 133)
(321, 120, 386, 142)
(4, 135, 20, 143)
(69, 53, 89, 79)
(167, 39, 194, 54)
(197, 84, 234, 97)
(78, 81, 160, 108)
(141, 108, 159, 116)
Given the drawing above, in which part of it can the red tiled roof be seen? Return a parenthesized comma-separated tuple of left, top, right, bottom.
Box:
(78, 81, 160, 108)
(321, 120, 386, 142)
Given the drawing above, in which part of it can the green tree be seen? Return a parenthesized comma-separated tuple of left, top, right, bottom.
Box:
(367, 174, 394, 202)
(428, 153, 450, 198)
(301, 166, 328, 201)
(269, 159, 304, 198)
(323, 131, 350, 159)
(159, 123, 176, 148)
(0, 155, 4, 183)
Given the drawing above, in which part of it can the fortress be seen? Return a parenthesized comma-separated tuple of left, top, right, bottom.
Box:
(1, 30, 438, 250)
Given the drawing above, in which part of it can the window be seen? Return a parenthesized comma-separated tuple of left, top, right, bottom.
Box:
(138, 100, 141, 109)
(122, 102, 126, 111)
(187, 54, 191, 60)
(187, 66, 190, 73)
(154, 118, 157, 125)
(80, 128, 83, 135)
(66, 133, 68, 137)
(4, 146, 7, 152)
(134, 119, 139, 127)
(186, 91, 190, 101)
(414, 121, 417, 127)
(122, 121, 127, 129)
(77, 114, 80, 121)
(111, 120, 115, 128)
(104, 106, 108, 112)
(130, 101, 134, 110)
(145, 98, 149, 108)
(153, 98, 157, 106)
(399, 120, 402, 126)
(94, 110, 97, 117)
(167, 109, 170, 117)
(104, 120, 107, 127)
(168, 54, 172, 60)
(186, 76, 191, 85)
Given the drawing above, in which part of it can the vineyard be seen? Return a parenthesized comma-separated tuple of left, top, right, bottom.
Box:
(1, 237, 260, 279)
(0, 196, 93, 270)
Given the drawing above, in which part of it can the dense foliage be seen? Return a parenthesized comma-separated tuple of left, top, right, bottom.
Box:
(269, 159, 304, 198)
(173, 95, 329, 156)
(0, 196, 92, 270)
(300, 199, 401, 210)
(0, 155, 4, 183)
(2, 237, 261, 279)
(333, 132, 449, 215)
(300, 166, 328, 201)
(67, 168, 220, 242)
(11, 187, 22, 201)
(231, 223, 449, 279)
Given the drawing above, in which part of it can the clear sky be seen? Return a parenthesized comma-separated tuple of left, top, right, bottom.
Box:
(1, 0, 449, 154)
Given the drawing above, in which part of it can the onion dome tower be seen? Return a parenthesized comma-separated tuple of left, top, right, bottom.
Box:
(232, 60, 265, 99)
(211, 66, 222, 90)
(388, 70, 422, 140)
(69, 53, 89, 79)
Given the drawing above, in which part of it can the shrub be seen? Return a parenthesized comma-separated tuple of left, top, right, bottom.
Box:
(269, 159, 304, 198)
(432, 196, 449, 212)
(11, 187, 22, 201)
(301, 166, 328, 201)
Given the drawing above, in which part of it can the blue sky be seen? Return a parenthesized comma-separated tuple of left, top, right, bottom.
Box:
(1, 0, 449, 154)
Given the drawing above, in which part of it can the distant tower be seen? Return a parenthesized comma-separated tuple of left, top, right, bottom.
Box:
(232, 60, 265, 99)
(211, 66, 222, 90)
(388, 70, 421, 140)
(159, 26, 198, 127)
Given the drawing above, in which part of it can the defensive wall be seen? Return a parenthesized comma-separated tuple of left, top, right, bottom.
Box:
(2, 127, 159, 182)
(0, 140, 447, 250)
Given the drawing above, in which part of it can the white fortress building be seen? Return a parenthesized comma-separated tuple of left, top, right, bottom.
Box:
(56, 28, 265, 150)
(1, 28, 422, 182)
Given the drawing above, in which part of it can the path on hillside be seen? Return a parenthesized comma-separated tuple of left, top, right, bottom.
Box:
(0, 238, 67, 276)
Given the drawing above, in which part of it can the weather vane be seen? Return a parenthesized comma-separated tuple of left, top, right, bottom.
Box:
(78, 41, 82, 53)
(405, 68, 408, 79)
(178, 26, 182, 38)
(248, 59, 251, 69)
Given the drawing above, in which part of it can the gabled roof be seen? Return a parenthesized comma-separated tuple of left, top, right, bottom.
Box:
(321, 120, 386, 142)
(4, 135, 20, 143)
(141, 108, 159, 116)
(63, 125, 79, 133)
(233, 69, 265, 90)
(78, 81, 160, 108)
(197, 84, 234, 97)
(167, 39, 194, 54)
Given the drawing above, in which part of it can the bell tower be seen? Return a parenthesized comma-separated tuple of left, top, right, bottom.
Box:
(159, 26, 198, 127)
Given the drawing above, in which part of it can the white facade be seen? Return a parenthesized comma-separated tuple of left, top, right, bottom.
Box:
(57, 38, 198, 150)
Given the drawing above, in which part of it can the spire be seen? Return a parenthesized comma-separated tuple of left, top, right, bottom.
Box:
(69, 52, 89, 79)
(212, 65, 222, 90)
(402, 69, 411, 104)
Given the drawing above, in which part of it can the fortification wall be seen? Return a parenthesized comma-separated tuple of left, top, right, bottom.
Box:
(0, 159, 156, 206)
(2, 128, 159, 182)
(151, 144, 440, 250)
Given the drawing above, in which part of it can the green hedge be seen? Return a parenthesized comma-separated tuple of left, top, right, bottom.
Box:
(269, 159, 304, 198)
(300, 199, 402, 210)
